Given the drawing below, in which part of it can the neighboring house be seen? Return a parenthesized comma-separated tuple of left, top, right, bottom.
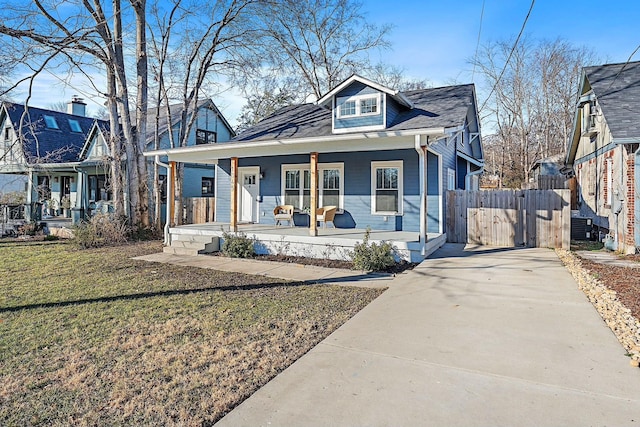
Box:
(565, 61, 640, 253)
(0, 97, 235, 221)
(82, 99, 235, 220)
(146, 75, 484, 254)
(0, 98, 99, 219)
(532, 153, 565, 180)
(528, 153, 570, 190)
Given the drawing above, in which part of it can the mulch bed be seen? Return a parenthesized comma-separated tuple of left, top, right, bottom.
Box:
(578, 257, 640, 320)
(211, 252, 417, 275)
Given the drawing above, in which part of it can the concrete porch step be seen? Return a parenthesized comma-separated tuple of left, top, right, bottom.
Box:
(166, 235, 220, 256)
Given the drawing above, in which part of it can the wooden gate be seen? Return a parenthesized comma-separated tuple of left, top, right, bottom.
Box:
(446, 190, 570, 249)
(183, 197, 215, 224)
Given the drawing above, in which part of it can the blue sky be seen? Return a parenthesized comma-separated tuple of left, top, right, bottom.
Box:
(364, 0, 640, 87)
(13, 0, 640, 126)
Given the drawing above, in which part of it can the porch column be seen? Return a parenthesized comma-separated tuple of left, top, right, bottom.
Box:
(309, 152, 318, 236)
(230, 157, 238, 232)
(169, 161, 177, 227)
(25, 170, 34, 221)
(415, 135, 428, 255)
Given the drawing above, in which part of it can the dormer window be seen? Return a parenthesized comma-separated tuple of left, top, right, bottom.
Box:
(340, 100, 356, 117)
(360, 97, 378, 115)
(43, 115, 59, 129)
(337, 94, 381, 118)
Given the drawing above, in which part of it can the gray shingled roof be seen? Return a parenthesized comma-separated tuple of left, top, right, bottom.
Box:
(585, 61, 640, 140)
(233, 84, 475, 142)
(141, 99, 235, 146)
(3, 102, 102, 163)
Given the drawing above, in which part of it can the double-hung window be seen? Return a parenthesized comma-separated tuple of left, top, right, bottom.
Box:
(282, 163, 343, 210)
(284, 169, 310, 208)
(371, 161, 403, 215)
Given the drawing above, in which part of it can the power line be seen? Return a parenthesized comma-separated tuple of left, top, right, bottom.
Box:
(471, 0, 485, 82)
(603, 43, 640, 94)
(479, 0, 535, 112)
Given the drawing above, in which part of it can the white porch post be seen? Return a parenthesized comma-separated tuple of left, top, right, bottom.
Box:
(230, 157, 238, 232)
(415, 135, 427, 255)
(25, 170, 36, 221)
(169, 161, 177, 227)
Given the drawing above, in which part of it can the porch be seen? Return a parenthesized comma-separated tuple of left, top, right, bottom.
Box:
(165, 222, 446, 263)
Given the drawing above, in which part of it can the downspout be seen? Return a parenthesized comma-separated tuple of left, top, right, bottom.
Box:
(465, 165, 484, 190)
(155, 155, 172, 245)
(415, 135, 427, 256)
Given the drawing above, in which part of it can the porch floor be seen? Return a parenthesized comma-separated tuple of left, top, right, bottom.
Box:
(170, 222, 446, 262)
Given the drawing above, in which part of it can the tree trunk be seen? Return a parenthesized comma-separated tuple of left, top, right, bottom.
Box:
(133, 0, 150, 228)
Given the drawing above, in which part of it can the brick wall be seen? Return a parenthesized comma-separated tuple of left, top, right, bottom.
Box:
(626, 156, 635, 248)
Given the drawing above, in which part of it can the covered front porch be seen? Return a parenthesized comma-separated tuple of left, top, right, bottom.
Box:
(165, 222, 446, 262)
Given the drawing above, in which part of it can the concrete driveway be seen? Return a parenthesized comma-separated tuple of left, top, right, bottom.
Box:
(216, 244, 640, 426)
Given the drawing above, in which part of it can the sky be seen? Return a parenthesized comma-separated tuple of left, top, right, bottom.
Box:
(10, 0, 640, 128)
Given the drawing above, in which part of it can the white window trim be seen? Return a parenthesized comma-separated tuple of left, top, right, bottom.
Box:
(447, 168, 456, 191)
(281, 162, 344, 210)
(371, 160, 403, 215)
(337, 93, 381, 119)
(338, 100, 357, 118)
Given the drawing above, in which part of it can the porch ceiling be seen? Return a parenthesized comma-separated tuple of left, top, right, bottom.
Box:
(144, 128, 447, 164)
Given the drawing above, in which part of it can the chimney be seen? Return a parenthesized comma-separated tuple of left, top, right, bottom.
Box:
(67, 95, 86, 116)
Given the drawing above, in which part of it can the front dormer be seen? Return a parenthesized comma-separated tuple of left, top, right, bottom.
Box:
(317, 75, 413, 134)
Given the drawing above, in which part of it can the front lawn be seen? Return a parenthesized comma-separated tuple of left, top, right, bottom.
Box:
(0, 240, 384, 426)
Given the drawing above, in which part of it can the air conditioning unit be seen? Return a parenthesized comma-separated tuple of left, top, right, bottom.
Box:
(571, 217, 593, 240)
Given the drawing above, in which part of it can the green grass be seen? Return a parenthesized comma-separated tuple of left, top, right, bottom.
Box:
(570, 240, 604, 251)
(0, 240, 384, 426)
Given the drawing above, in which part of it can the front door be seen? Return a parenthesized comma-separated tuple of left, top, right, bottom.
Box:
(238, 168, 259, 223)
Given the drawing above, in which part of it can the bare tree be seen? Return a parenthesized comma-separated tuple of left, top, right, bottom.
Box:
(0, 0, 259, 227)
(147, 0, 257, 226)
(472, 37, 597, 188)
(233, 0, 392, 127)
(235, 74, 297, 133)
(258, 0, 390, 100)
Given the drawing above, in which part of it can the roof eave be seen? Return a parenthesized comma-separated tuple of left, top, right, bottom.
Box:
(144, 127, 447, 161)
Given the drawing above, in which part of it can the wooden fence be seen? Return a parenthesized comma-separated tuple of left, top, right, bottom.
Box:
(183, 197, 215, 224)
(446, 189, 571, 249)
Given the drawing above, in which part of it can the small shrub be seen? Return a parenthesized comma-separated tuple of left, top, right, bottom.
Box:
(222, 232, 255, 258)
(351, 228, 396, 272)
(43, 234, 59, 241)
(72, 213, 131, 249)
(18, 223, 40, 236)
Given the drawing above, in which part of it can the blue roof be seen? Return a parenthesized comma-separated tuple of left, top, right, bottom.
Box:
(2, 102, 103, 163)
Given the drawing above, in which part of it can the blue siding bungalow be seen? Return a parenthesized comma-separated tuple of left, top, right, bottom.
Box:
(0, 98, 234, 222)
(146, 75, 484, 260)
(82, 99, 234, 219)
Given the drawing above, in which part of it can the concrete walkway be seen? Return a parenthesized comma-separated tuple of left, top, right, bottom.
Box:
(134, 252, 393, 288)
(214, 244, 640, 426)
(577, 250, 640, 268)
